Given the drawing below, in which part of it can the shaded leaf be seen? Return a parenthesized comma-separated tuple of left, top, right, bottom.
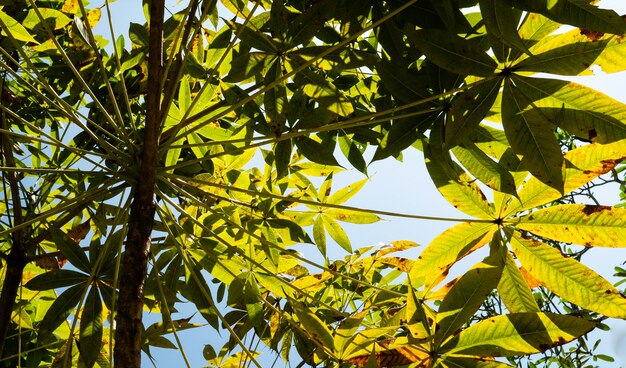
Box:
(39, 284, 85, 338)
(79, 287, 103, 368)
(479, 0, 529, 54)
(25, 269, 88, 290)
(291, 301, 335, 351)
(407, 29, 498, 77)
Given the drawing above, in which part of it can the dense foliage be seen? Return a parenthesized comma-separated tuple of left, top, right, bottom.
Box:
(1, 0, 626, 367)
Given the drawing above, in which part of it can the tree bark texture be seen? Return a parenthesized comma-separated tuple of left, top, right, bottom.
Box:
(113, 1, 164, 367)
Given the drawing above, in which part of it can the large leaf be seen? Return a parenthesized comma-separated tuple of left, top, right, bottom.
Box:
(409, 222, 496, 292)
(508, 0, 626, 35)
(440, 312, 597, 356)
(434, 252, 504, 348)
(426, 127, 495, 219)
(507, 138, 626, 214)
(511, 76, 626, 143)
(291, 301, 335, 352)
(38, 284, 85, 338)
(0, 10, 38, 43)
(516, 204, 626, 247)
(502, 78, 564, 190)
(25, 269, 88, 290)
(452, 142, 517, 196)
(407, 29, 498, 77)
(497, 252, 540, 313)
(509, 233, 626, 318)
(479, 0, 529, 54)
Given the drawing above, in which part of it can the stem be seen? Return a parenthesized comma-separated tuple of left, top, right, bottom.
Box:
(113, 1, 164, 367)
(0, 90, 27, 357)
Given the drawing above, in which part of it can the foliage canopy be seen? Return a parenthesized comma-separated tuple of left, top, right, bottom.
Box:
(1, 0, 626, 367)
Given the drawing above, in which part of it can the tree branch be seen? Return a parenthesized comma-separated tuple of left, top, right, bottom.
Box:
(113, 1, 164, 367)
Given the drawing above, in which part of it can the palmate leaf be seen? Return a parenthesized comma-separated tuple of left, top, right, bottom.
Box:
(452, 142, 517, 197)
(516, 204, 626, 247)
(502, 78, 564, 190)
(440, 312, 597, 357)
(509, 233, 626, 318)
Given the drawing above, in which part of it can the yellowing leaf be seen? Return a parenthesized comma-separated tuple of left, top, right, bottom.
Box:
(441, 312, 597, 356)
(506, 137, 626, 215)
(515, 204, 626, 247)
(86, 8, 101, 29)
(510, 233, 626, 318)
(497, 252, 541, 313)
(435, 253, 504, 348)
(409, 222, 496, 293)
(62, 0, 79, 13)
(0, 10, 38, 43)
(291, 301, 335, 351)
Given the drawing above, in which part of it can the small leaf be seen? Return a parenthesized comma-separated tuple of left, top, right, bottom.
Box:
(407, 29, 498, 77)
(322, 214, 352, 253)
(510, 233, 626, 318)
(328, 178, 368, 205)
(324, 209, 380, 224)
(441, 312, 597, 356)
(264, 58, 288, 135)
(52, 228, 91, 273)
(313, 215, 326, 255)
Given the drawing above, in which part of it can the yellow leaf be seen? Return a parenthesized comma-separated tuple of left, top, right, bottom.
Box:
(62, 0, 79, 13)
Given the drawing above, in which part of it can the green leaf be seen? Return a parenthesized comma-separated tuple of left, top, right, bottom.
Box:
(435, 252, 504, 348)
(23, 8, 72, 30)
(0, 10, 38, 43)
(446, 78, 503, 148)
(452, 142, 517, 196)
(264, 58, 288, 135)
(508, 0, 626, 36)
(291, 301, 335, 352)
(313, 215, 326, 255)
(445, 357, 515, 367)
(323, 209, 380, 224)
(479, 0, 529, 55)
(426, 127, 495, 219)
(328, 178, 368, 205)
(507, 138, 626, 214)
(515, 204, 626, 247)
(322, 214, 352, 253)
(502, 78, 564, 190)
(25, 269, 88, 291)
(510, 233, 626, 318)
(510, 76, 626, 143)
(51, 228, 91, 273)
(295, 136, 340, 166)
(515, 30, 610, 75)
(409, 222, 496, 293)
(80, 287, 103, 368)
(407, 29, 498, 77)
(298, 68, 354, 117)
(497, 252, 540, 313)
(441, 312, 597, 356)
(38, 284, 85, 338)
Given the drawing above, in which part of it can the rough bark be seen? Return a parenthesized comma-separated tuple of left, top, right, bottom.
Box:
(113, 1, 164, 367)
(0, 113, 26, 357)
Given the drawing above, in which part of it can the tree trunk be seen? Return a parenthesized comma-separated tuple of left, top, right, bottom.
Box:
(113, 1, 164, 366)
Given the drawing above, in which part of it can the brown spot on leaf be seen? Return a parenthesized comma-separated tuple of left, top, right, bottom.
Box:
(581, 205, 611, 216)
(606, 289, 613, 294)
(588, 128, 597, 141)
(580, 28, 605, 41)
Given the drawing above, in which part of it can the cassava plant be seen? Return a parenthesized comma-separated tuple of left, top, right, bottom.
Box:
(0, 0, 626, 367)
